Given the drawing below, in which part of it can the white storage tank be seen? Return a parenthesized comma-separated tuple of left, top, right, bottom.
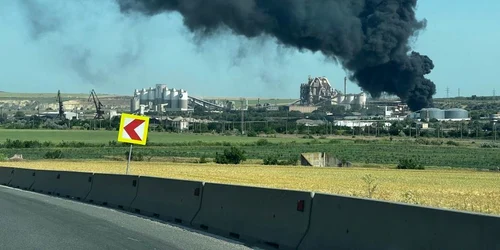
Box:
(130, 97, 140, 113)
(336, 95, 345, 104)
(162, 88, 171, 109)
(420, 108, 445, 120)
(169, 88, 178, 109)
(155, 84, 166, 103)
(147, 87, 155, 102)
(344, 94, 355, 104)
(178, 90, 189, 110)
(445, 108, 469, 120)
(358, 93, 367, 107)
(139, 88, 148, 105)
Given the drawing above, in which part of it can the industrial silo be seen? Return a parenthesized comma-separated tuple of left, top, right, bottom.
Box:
(336, 94, 345, 104)
(345, 94, 355, 104)
(162, 88, 171, 109)
(156, 84, 167, 104)
(130, 97, 140, 113)
(139, 88, 148, 105)
(169, 88, 178, 109)
(147, 87, 155, 103)
(445, 108, 469, 120)
(420, 108, 445, 120)
(358, 93, 367, 107)
(178, 90, 189, 110)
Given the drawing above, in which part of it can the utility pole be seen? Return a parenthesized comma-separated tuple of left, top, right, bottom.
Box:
(285, 110, 289, 134)
(494, 122, 497, 141)
(494, 89, 496, 98)
(240, 103, 244, 135)
(458, 88, 461, 97)
(446, 87, 450, 98)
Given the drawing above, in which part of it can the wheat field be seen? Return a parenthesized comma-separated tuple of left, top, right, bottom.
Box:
(2, 160, 499, 215)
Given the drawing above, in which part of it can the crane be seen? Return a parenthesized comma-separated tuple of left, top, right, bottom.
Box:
(88, 89, 105, 119)
(56, 90, 65, 120)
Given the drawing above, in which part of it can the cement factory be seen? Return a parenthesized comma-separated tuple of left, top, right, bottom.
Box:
(129, 76, 400, 116)
(130, 84, 251, 114)
(125, 75, 470, 126)
(130, 85, 191, 113)
(298, 76, 367, 108)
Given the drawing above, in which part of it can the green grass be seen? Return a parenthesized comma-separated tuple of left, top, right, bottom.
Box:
(0, 129, 310, 144)
(0, 129, 499, 169)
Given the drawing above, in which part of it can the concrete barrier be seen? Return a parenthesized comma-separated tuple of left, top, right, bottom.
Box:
(0, 167, 13, 185)
(53, 171, 93, 201)
(130, 176, 203, 226)
(299, 193, 500, 250)
(85, 173, 138, 210)
(30, 170, 59, 194)
(191, 183, 312, 250)
(9, 168, 36, 190)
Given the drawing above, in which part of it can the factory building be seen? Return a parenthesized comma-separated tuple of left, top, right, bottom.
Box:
(130, 84, 192, 113)
(298, 76, 367, 110)
(39, 111, 79, 120)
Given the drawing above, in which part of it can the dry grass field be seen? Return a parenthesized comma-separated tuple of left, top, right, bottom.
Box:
(2, 160, 499, 216)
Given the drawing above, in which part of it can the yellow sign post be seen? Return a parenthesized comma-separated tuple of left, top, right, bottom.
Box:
(117, 113, 150, 174)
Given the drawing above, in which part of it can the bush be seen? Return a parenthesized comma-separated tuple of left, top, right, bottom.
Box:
(214, 146, 246, 164)
(44, 150, 63, 159)
(263, 155, 279, 165)
(397, 157, 425, 170)
(280, 155, 299, 166)
(247, 131, 258, 137)
(446, 140, 460, 146)
(199, 155, 209, 164)
(255, 139, 270, 146)
(263, 155, 298, 166)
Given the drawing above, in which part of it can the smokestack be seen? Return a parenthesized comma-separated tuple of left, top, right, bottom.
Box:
(118, 0, 436, 111)
(344, 76, 347, 97)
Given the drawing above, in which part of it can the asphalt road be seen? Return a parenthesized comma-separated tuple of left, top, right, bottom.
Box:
(0, 185, 252, 250)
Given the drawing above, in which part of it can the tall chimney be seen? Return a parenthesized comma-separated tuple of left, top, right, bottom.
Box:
(344, 76, 347, 96)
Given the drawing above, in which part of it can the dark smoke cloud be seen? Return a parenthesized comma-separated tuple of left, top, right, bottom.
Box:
(117, 0, 435, 111)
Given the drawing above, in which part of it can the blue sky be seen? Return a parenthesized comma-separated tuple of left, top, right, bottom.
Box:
(0, 0, 498, 99)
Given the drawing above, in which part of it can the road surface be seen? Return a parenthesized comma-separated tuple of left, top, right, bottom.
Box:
(0, 185, 252, 250)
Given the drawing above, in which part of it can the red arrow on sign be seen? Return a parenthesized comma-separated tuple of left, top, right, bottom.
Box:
(124, 119, 145, 141)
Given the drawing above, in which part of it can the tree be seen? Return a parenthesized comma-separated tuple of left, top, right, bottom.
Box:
(14, 111, 25, 118)
(214, 146, 246, 164)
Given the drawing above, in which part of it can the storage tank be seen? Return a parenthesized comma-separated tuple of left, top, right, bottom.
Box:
(445, 108, 469, 120)
(130, 97, 140, 113)
(345, 94, 355, 104)
(169, 88, 178, 109)
(155, 84, 167, 104)
(139, 88, 148, 105)
(358, 93, 367, 107)
(420, 108, 445, 120)
(336, 95, 345, 104)
(178, 90, 189, 110)
(147, 87, 155, 103)
(162, 88, 171, 109)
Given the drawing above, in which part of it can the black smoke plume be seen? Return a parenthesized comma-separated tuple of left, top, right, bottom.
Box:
(117, 0, 435, 111)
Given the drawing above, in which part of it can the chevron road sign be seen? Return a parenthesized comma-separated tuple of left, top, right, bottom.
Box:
(118, 113, 150, 146)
